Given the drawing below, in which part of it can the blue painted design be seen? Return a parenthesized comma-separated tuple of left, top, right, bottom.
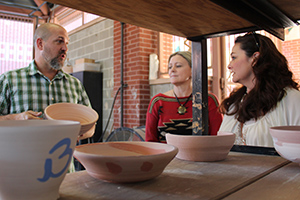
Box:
(37, 138, 73, 182)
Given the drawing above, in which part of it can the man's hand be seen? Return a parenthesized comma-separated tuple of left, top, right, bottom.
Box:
(0, 111, 43, 120)
(17, 111, 43, 120)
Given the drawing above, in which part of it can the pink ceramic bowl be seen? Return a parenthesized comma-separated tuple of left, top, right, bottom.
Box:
(270, 126, 300, 166)
(74, 141, 178, 183)
(44, 102, 98, 136)
(166, 132, 235, 162)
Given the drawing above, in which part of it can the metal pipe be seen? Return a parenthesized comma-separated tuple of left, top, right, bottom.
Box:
(120, 22, 125, 127)
(0, 10, 39, 19)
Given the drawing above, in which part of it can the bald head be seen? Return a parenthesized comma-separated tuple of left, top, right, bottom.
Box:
(34, 23, 67, 47)
(34, 23, 69, 72)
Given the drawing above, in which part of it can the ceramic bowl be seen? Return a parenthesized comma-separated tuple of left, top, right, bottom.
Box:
(44, 102, 98, 136)
(74, 141, 178, 183)
(0, 120, 81, 200)
(270, 126, 300, 166)
(166, 132, 235, 162)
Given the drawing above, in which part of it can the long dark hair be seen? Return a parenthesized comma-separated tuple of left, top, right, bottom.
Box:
(219, 33, 299, 123)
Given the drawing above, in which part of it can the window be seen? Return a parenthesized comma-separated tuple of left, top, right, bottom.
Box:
(0, 7, 102, 76)
(53, 7, 100, 32)
(0, 14, 33, 74)
(158, 33, 212, 79)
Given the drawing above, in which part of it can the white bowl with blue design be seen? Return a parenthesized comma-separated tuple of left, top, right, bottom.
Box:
(0, 120, 80, 200)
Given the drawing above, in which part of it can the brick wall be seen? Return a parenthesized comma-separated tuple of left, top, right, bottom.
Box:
(282, 38, 300, 83)
(113, 22, 158, 128)
(159, 33, 174, 77)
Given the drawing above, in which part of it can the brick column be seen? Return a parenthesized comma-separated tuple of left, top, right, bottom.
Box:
(282, 38, 300, 82)
(113, 21, 158, 129)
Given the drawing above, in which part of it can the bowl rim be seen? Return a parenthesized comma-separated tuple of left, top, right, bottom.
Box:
(74, 141, 178, 158)
(270, 126, 300, 131)
(165, 132, 235, 138)
(0, 119, 80, 127)
(44, 102, 99, 125)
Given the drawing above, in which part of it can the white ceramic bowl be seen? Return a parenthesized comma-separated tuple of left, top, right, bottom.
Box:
(74, 141, 178, 183)
(270, 126, 300, 166)
(166, 132, 235, 162)
(0, 120, 81, 200)
(44, 102, 98, 136)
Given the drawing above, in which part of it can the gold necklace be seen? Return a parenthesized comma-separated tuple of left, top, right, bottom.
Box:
(173, 92, 192, 115)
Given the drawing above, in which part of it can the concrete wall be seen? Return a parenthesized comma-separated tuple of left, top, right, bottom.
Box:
(150, 83, 173, 99)
(67, 19, 114, 138)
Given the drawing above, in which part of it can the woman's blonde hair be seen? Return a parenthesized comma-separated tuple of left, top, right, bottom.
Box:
(168, 51, 191, 68)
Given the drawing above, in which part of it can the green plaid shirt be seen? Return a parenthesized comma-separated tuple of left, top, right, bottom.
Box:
(0, 60, 91, 115)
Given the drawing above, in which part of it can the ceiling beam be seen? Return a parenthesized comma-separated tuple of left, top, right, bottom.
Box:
(0, 4, 43, 17)
(34, 0, 49, 16)
(210, 0, 297, 40)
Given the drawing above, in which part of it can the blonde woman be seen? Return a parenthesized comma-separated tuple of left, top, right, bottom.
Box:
(145, 51, 223, 142)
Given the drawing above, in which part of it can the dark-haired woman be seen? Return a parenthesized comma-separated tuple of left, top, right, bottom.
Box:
(145, 51, 223, 142)
(218, 33, 300, 147)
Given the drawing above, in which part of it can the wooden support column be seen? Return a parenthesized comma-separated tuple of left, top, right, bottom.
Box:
(192, 39, 208, 135)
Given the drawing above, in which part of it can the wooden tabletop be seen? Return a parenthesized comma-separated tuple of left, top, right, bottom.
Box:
(58, 152, 296, 200)
(223, 162, 300, 200)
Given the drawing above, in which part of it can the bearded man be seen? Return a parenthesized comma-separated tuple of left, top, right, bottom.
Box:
(0, 23, 91, 140)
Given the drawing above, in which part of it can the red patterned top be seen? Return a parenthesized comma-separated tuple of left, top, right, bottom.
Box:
(145, 93, 223, 142)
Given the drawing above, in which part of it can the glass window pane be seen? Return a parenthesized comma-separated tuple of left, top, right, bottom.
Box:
(63, 17, 82, 32)
(84, 13, 99, 24)
(0, 16, 33, 74)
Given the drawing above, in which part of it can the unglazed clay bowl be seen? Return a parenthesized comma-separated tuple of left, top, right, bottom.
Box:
(166, 132, 235, 162)
(270, 126, 300, 166)
(44, 102, 98, 136)
(74, 141, 178, 183)
(0, 120, 81, 200)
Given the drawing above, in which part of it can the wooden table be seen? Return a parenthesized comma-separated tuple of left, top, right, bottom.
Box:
(59, 152, 299, 200)
(223, 162, 300, 200)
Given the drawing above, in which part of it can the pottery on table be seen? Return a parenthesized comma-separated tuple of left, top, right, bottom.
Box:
(165, 132, 235, 162)
(44, 102, 98, 136)
(0, 120, 81, 200)
(74, 141, 178, 183)
(270, 126, 300, 166)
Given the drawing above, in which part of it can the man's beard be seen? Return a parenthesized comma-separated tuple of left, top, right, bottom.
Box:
(49, 55, 64, 70)
(43, 47, 66, 70)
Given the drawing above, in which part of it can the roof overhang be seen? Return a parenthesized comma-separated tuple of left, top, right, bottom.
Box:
(45, 0, 300, 40)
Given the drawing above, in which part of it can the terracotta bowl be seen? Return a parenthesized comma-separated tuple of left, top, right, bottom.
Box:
(270, 126, 300, 166)
(0, 120, 81, 200)
(74, 141, 178, 183)
(44, 102, 98, 136)
(166, 132, 235, 162)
